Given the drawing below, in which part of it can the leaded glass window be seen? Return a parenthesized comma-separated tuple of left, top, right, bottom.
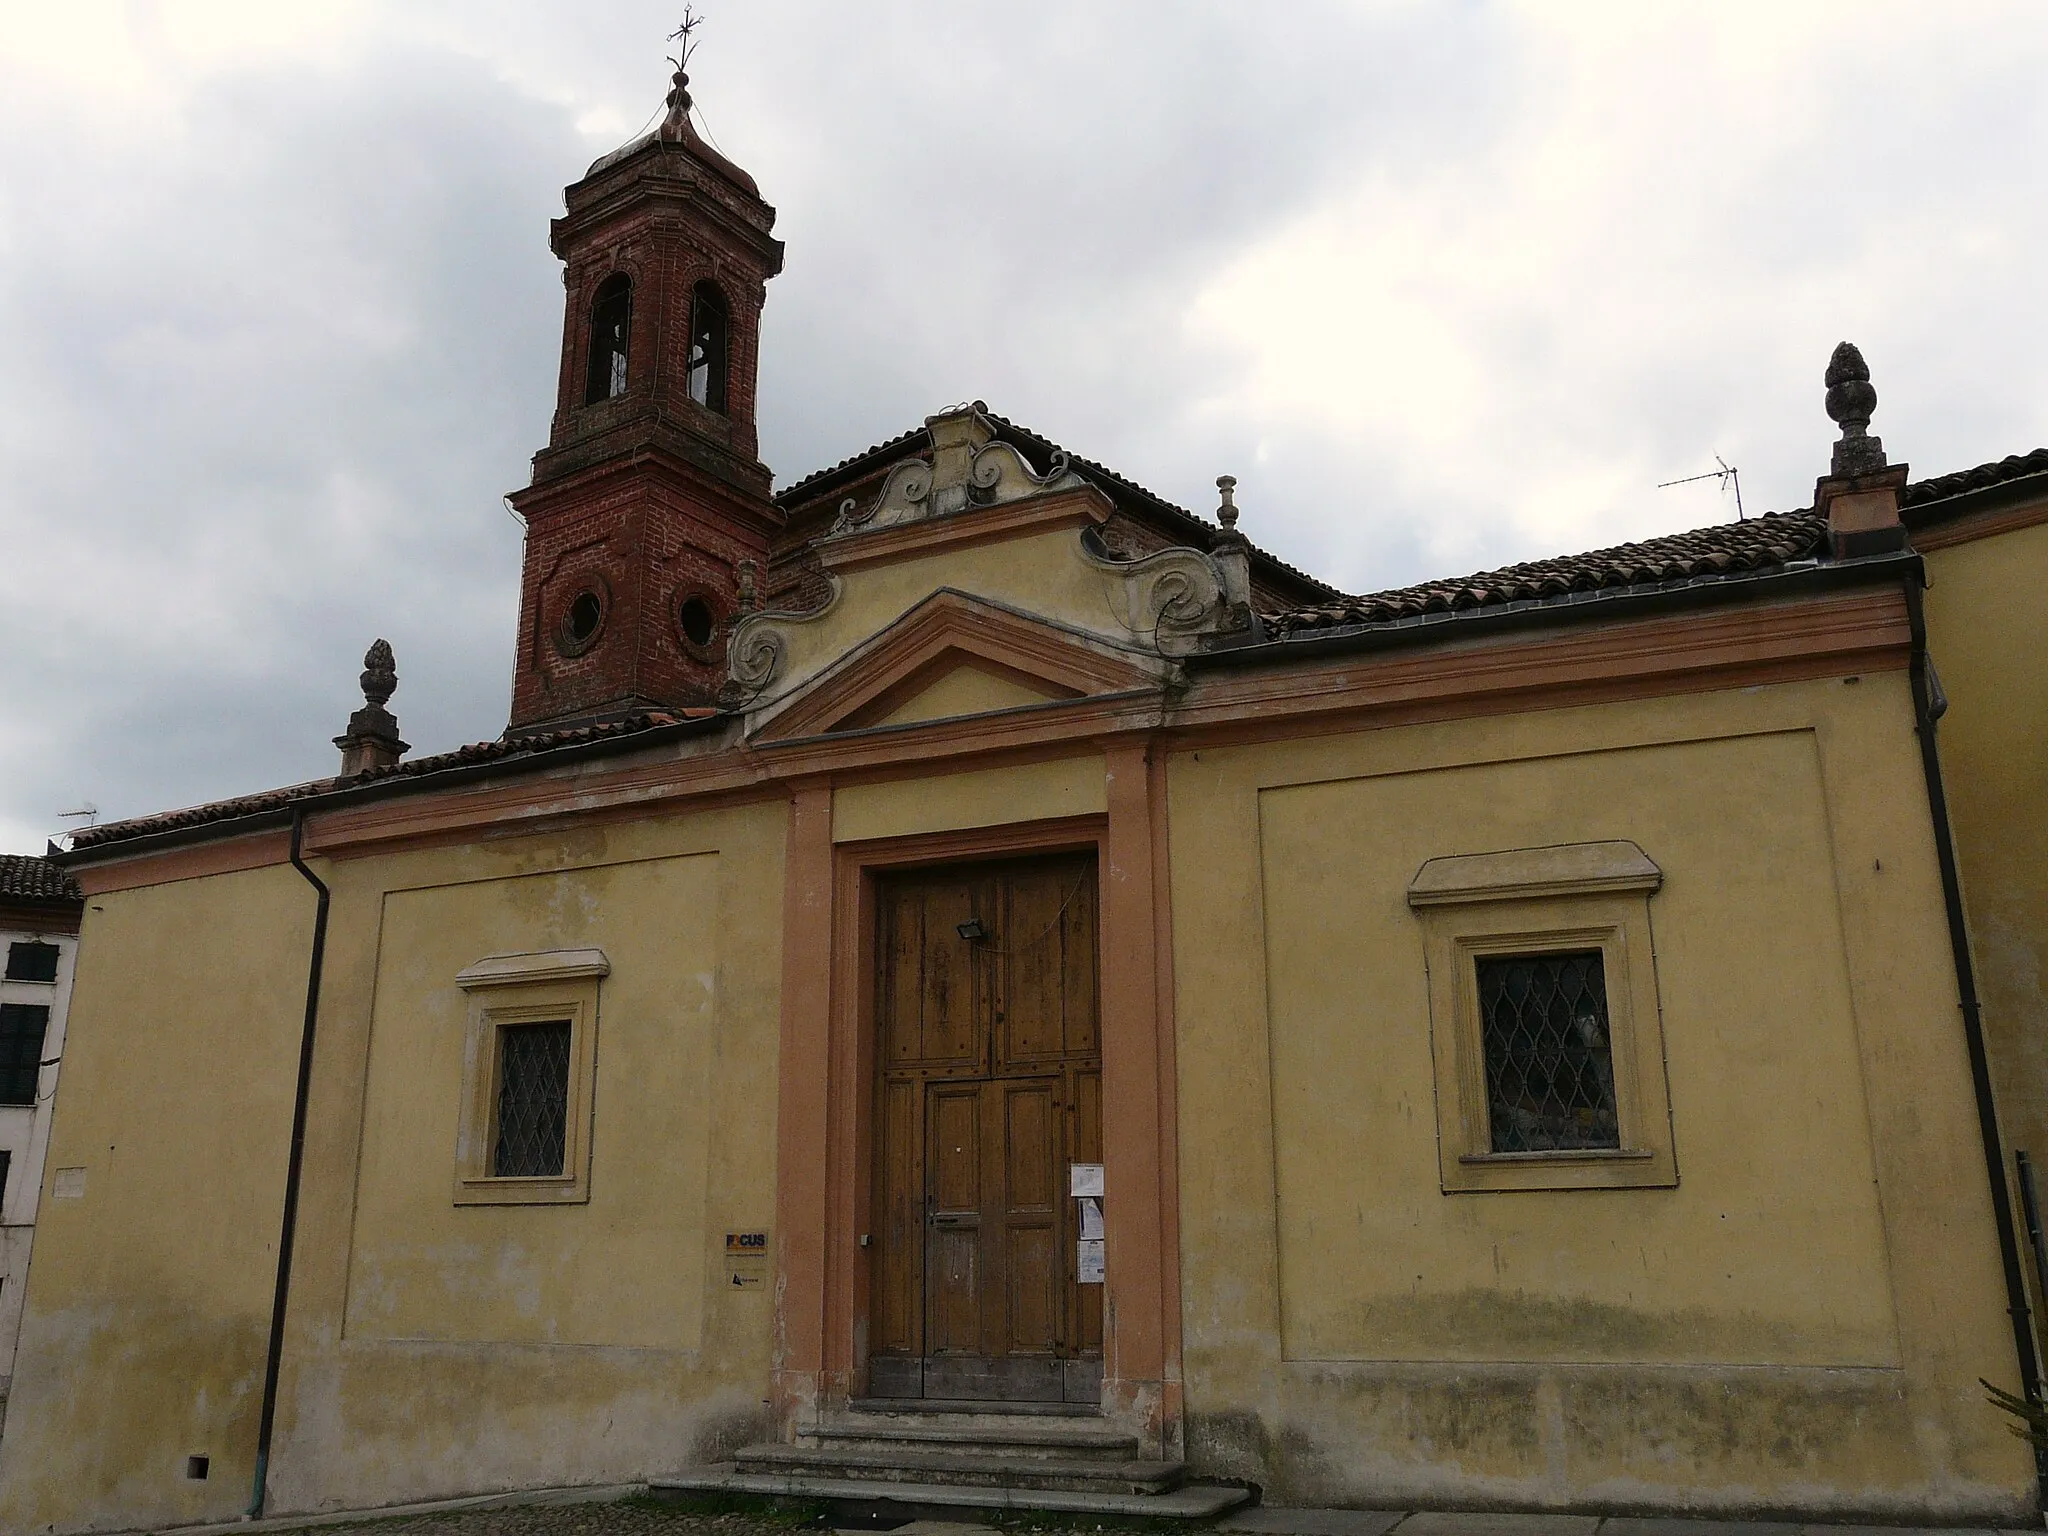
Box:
(1475, 951, 1618, 1153)
(0, 1004, 49, 1106)
(491, 1019, 572, 1177)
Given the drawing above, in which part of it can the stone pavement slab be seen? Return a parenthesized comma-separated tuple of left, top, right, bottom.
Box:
(1398, 1517, 1602, 1536)
(1222, 1507, 1407, 1536)
(1602, 1521, 1801, 1536)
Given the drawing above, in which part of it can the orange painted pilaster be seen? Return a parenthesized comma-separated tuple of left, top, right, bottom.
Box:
(772, 783, 834, 1424)
(1101, 741, 1173, 1430)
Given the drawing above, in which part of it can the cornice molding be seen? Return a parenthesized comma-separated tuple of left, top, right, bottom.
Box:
(1408, 840, 1662, 908)
(456, 948, 612, 989)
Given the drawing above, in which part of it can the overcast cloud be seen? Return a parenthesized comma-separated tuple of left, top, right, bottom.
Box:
(3, 1, 2046, 854)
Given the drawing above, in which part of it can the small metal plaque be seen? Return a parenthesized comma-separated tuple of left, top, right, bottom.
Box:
(724, 1230, 769, 1289)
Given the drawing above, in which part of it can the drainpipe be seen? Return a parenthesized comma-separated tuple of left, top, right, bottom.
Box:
(248, 805, 330, 1517)
(1905, 574, 2047, 1497)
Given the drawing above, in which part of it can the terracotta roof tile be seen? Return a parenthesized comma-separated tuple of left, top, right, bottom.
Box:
(1260, 508, 1829, 638)
(69, 712, 716, 852)
(0, 854, 82, 905)
(1902, 447, 2048, 507)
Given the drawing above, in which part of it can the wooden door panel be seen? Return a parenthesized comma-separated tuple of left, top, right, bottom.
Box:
(925, 1083, 983, 1353)
(997, 859, 1098, 1069)
(1001, 1080, 1060, 1355)
(919, 878, 987, 1068)
(1001, 864, 1071, 1064)
(1060, 871, 1099, 1057)
(875, 1076, 922, 1356)
(870, 855, 1104, 1399)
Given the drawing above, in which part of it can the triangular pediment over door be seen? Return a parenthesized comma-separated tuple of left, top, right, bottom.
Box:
(748, 589, 1169, 742)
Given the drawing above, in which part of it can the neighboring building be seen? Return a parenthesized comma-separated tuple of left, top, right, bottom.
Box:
(6, 58, 2048, 1533)
(0, 856, 81, 1422)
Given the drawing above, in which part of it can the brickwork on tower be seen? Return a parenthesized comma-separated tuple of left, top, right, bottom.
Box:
(505, 70, 785, 733)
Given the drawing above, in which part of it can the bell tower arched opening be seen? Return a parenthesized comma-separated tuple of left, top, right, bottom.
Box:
(687, 281, 730, 415)
(583, 274, 632, 405)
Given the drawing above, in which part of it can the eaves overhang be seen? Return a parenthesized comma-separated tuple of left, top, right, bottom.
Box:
(1191, 550, 1923, 672)
(56, 713, 735, 871)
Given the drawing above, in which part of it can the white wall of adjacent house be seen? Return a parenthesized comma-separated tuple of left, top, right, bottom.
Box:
(0, 927, 74, 1415)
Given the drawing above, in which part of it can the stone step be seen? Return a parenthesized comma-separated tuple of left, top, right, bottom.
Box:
(846, 1397, 1099, 1417)
(736, 1441, 1182, 1494)
(651, 1466, 1251, 1519)
(802, 1414, 1140, 1459)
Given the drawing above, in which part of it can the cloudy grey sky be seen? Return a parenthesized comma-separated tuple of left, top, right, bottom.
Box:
(3, 2, 2045, 854)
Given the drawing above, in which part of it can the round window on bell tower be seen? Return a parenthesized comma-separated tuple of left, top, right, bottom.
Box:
(556, 588, 607, 657)
(678, 595, 716, 648)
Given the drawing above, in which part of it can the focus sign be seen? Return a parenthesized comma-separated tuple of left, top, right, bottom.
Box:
(724, 1231, 769, 1289)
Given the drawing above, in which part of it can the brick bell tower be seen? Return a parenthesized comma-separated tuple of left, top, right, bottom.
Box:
(506, 52, 784, 733)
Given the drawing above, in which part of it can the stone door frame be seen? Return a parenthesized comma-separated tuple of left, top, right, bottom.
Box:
(771, 744, 1182, 1454)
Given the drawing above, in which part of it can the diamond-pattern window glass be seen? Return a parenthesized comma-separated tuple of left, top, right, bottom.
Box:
(1475, 951, 1619, 1153)
(0, 1004, 50, 1106)
(492, 1020, 572, 1178)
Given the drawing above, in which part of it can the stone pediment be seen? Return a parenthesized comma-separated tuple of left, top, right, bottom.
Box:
(748, 591, 1168, 742)
(726, 410, 1259, 731)
(827, 406, 1089, 538)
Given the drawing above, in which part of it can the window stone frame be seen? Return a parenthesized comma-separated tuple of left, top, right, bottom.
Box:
(1408, 842, 1676, 1194)
(452, 949, 607, 1207)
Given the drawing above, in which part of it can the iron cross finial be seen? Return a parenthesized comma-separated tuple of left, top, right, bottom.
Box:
(668, 7, 704, 72)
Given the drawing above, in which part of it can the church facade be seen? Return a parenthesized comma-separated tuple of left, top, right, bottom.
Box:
(6, 65, 2048, 1532)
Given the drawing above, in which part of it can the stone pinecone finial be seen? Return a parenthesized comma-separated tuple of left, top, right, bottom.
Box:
(1825, 341, 1887, 478)
(336, 638, 408, 777)
(360, 639, 397, 709)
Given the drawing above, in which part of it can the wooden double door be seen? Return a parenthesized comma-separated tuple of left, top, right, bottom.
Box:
(868, 852, 1104, 1403)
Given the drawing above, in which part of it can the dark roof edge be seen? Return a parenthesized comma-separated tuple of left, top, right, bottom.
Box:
(1903, 466, 2048, 530)
(58, 713, 732, 868)
(1191, 550, 1920, 670)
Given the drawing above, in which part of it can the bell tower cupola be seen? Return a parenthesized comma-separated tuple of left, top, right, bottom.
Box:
(506, 31, 785, 733)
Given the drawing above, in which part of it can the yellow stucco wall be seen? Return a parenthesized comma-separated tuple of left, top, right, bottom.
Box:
(0, 801, 788, 1532)
(1168, 672, 2032, 1515)
(5, 591, 2035, 1526)
(833, 755, 1106, 845)
(269, 804, 787, 1514)
(0, 865, 314, 1532)
(1923, 520, 2048, 1323)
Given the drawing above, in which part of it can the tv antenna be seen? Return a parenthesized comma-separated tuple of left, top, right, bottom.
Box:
(58, 803, 98, 828)
(1658, 455, 1744, 520)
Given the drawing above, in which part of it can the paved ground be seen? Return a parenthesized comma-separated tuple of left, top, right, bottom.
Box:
(223, 1497, 2047, 1536)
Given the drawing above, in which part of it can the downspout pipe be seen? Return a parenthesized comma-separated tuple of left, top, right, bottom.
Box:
(1905, 573, 2048, 1497)
(248, 806, 330, 1517)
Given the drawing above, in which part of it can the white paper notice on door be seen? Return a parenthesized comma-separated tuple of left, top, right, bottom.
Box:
(1077, 1196, 1104, 1240)
(1069, 1162, 1104, 1198)
(1077, 1237, 1106, 1284)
